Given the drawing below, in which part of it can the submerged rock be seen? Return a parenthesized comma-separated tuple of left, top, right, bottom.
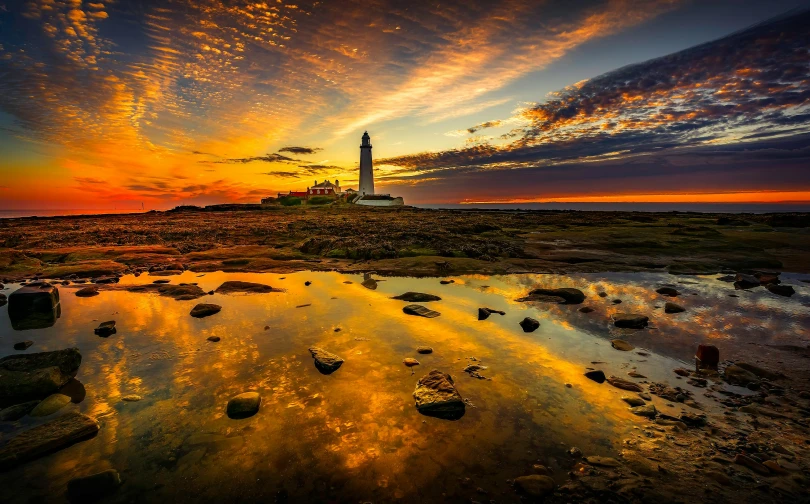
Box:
(13, 341, 33, 351)
(612, 313, 649, 329)
(127, 283, 206, 300)
(0, 348, 82, 402)
(606, 376, 643, 392)
(308, 347, 344, 374)
(29, 393, 71, 417)
(8, 284, 61, 330)
(215, 281, 280, 294)
(413, 370, 465, 420)
(416, 346, 433, 354)
(190, 303, 222, 318)
(0, 412, 99, 470)
(67, 469, 121, 503)
(392, 292, 441, 302)
(664, 302, 686, 314)
(514, 474, 555, 499)
(584, 370, 606, 383)
(611, 339, 634, 351)
(578, 306, 594, 313)
(94, 321, 116, 337)
(226, 392, 261, 419)
(478, 307, 506, 320)
(74, 286, 99, 297)
(0, 400, 39, 421)
(403, 304, 440, 318)
(519, 317, 540, 333)
(518, 287, 585, 305)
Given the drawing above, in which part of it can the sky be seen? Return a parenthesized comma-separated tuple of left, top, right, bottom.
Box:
(1, 0, 809, 209)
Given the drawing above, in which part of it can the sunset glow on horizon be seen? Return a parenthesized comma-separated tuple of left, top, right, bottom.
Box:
(1, 0, 810, 210)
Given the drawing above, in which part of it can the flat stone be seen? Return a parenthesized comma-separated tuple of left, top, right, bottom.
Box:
(611, 339, 634, 351)
(622, 396, 646, 407)
(392, 292, 441, 302)
(612, 313, 649, 329)
(74, 286, 99, 297)
(440, 279, 454, 284)
(607, 376, 643, 392)
(67, 469, 121, 503)
(584, 370, 606, 383)
(13, 341, 33, 351)
(0, 412, 99, 470)
(413, 370, 465, 420)
(0, 348, 82, 402)
(630, 404, 657, 418)
(127, 283, 207, 300)
(656, 287, 680, 297)
(518, 287, 585, 304)
(190, 303, 222, 318)
(416, 346, 433, 354)
(403, 304, 440, 318)
(519, 317, 540, 332)
(94, 321, 116, 337)
(29, 393, 72, 417)
(308, 347, 344, 374)
(226, 392, 261, 419)
(664, 302, 686, 314)
(514, 474, 555, 498)
(403, 358, 420, 367)
(0, 400, 39, 421)
(215, 281, 279, 294)
(585, 456, 621, 467)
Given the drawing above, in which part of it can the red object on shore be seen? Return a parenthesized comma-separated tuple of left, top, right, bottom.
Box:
(695, 344, 719, 370)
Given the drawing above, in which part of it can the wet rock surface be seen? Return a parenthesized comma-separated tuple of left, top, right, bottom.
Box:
(215, 281, 280, 294)
(0, 348, 82, 403)
(126, 283, 207, 300)
(0, 413, 99, 470)
(392, 292, 441, 302)
(519, 317, 540, 332)
(190, 303, 222, 318)
(402, 304, 440, 318)
(308, 347, 344, 374)
(413, 370, 465, 420)
(518, 287, 586, 304)
(612, 313, 649, 329)
(8, 284, 61, 330)
(226, 392, 261, 419)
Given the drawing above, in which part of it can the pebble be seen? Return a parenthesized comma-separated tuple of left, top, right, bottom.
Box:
(226, 392, 261, 419)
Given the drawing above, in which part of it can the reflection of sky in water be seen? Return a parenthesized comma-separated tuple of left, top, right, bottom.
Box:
(0, 271, 808, 502)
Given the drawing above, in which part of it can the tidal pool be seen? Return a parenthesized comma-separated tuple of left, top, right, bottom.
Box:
(0, 271, 808, 502)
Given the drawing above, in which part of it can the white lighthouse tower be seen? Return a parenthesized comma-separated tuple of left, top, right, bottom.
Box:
(358, 131, 374, 196)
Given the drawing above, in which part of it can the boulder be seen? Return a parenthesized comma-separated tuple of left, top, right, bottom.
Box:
(611, 339, 634, 351)
(392, 292, 441, 302)
(74, 286, 99, 297)
(0, 348, 81, 402)
(94, 321, 116, 337)
(190, 303, 222, 318)
(226, 392, 261, 419)
(584, 370, 606, 383)
(606, 376, 643, 392)
(416, 346, 433, 354)
(0, 400, 39, 421)
(767, 284, 795, 297)
(664, 302, 685, 314)
(695, 344, 720, 370)
(8, 284, 61, 330)
(413, 370, 465, 420)
(478, 307, 505, 320)
(656, 287, 680, 297)
(518, 287, 585, 305)
(0, 412, 99, 470)
(13, 341, 33, 351)
(403, 304, 440, 318)
(612, 313, 649, 329)
(734, 273, 760, 289)
(514, 474, 555, 499)
(519, 317, 540, 333)
(215, 281, 280, 294)
(29, 393, 72, 417)
(67, 469, 121, 503)
(308, 347, 344, 374)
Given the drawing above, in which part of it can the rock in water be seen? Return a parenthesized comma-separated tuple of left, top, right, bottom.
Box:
(584, 456, 621, 467)
(0, 400, 39, 421)
(767, 284, 795, 297)
(0, 412, 99, 470)
(606, 376, 643, 392)
(67, 469, 121, 503)
(622, 396, 646, 407)
(664, 302, 686, 313)
(584, 370, 606, 383)
(413, 370, 465, 420)
(403, 358, 420, 367)
(578, 306, 594, 313)
(74, 286, 99, 297)
(392, 292, 441, 302)
(94, 321, 116, 337)
(226, 392, 261, 419)
(13, 341, 33, 351)
(190, 303, 222, 318)
(519, 317, 540, 332)
(612, 313, 649, 329)
(308, 347, 344, 374)
(630, 404, 657, 418)
(215, 281, 279, 294)
(656, 287, 680, 297)
(29, 393, 72, 417)
(0, 348, 82, 402)
(121, 394, 142, 402)
(734, 273, 760, 289)
(8, 284, 61, 330)
(416, 346, 433, 354)
(518, 287, 585, 305)
(611, 339, 634, 351)
(478, 307, 506, 320)
(207, 336, 221, 342)
(402, 304, 440, 318)
(734, 453, 770, 475)
(361, 277, 378, 290)
(126, 283, 207, 300)
(513, 474, 555, 499)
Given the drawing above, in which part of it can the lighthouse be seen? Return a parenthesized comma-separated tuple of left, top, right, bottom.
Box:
(358, 131, 374, 196)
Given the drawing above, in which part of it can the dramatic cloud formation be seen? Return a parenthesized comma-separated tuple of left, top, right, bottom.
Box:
(278, 147, 323, 155)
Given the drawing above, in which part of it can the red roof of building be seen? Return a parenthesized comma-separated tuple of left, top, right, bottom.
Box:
(288, 191, 308, 198)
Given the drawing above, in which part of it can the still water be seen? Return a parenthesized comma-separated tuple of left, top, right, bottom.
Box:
(0, 271, 808, 502)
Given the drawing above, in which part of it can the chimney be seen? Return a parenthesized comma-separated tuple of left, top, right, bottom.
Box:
(335, 179, 339, 186)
